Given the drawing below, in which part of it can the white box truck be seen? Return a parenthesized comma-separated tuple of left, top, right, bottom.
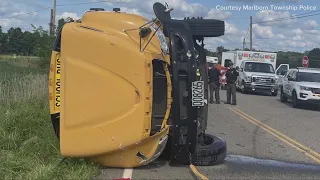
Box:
(206, 56, 218, 69)
(221, 50, 289, 96)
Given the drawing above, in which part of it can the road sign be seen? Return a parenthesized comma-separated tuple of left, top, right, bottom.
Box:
(302, 56, 309, 67)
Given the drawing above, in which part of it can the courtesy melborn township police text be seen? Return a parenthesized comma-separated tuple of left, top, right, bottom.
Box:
(216, 5, 317, 11)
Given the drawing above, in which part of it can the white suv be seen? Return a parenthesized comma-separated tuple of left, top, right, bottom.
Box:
(280, 68, 320, 108)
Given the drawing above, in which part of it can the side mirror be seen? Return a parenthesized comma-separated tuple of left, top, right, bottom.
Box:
(288, 77, 294, 81)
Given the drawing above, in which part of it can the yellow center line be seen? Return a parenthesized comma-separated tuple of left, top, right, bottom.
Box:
(189, 164, 209, 180)
(232, 107, 320, 159)
(229, 107, 320, 164)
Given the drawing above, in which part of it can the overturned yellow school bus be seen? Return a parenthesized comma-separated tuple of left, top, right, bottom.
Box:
(49, 2, 226, 168)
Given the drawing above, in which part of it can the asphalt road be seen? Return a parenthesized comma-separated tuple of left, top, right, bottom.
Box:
(95, 90, 320, 180)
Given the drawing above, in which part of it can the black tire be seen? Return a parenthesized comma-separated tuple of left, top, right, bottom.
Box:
(292, 91, 300, 108)
(191, 134, 227, 166)
(240, 81, 248, 94)
(184, 18, 225, 37)
(280, 88, 287, 102)
(271, 91, 278, 96)
(241, 89, 248, 94)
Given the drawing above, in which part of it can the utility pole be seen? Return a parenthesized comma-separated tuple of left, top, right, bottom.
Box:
(50, 9, 54, 36)
(53, 0, 56, 31)
(243, 38, 246, 50)
(50, 0, 56, 36)
(250, 16, 252, 50)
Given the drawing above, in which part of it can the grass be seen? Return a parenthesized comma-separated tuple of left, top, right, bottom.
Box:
(0, 55, 39, 60)
(0, 56, 100, 180)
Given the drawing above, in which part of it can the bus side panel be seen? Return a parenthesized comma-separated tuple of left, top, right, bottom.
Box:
(49, 51, 61, 115)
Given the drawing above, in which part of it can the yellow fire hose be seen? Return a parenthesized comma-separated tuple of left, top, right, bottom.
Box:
(189, 164, 209, 180)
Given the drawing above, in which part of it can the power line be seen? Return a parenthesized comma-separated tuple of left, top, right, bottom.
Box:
(10, 0, 47, 8)
(244, 27, 250, 39)
(225, 17, 248, 20)
(242, 26, 250, 50)
(254, 12, 320, 24)
(250, 11, 320, 51)
(253, 10, 320, 24)
(0, 0, 111, 23)
(0, 0, 115, 31)
(250, 16, 252, 50)
(253, 38, 272, 40)
(0, 7, 51, 20)
(0, 0, 112, 17)
(0, 0, 45, 8)
(56, 0, 113, 7)
(0, 0, 107, 20)
(0, 2, 13, 8)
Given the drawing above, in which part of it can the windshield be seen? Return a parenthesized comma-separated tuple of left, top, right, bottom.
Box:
(244, 62, 275, 73)
(297, 72, 320, 83)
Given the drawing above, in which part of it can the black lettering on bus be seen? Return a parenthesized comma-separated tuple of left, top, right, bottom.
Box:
(56, 58, 61, 74)
(56, 58, 61, 64)
(55, 87, 60, 95)
(55, 102, 60, 107)
(56, 80, 60, 86)
(55, 79, 61, 94)
(55, 95, 61, 107)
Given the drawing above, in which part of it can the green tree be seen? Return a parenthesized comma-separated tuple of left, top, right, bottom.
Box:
(205, 49, 214, 56)
(6, 27, 24, 54)
(215, 46, 229, 61)
(307, 48, 320, 68)
(0, 26, 8, 54)
(21, 31, 38, 56)
(31, 25, 55, 68)
(216, 46, 224, 55)
(0, 25, 55, 58)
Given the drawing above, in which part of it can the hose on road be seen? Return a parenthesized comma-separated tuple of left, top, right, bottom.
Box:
(189, 164, 209, 180)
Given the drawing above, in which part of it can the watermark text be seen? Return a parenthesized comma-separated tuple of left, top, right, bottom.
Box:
(215, 5, 317, 11)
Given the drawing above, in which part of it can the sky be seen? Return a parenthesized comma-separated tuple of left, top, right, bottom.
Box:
(0, 0, 320, 53)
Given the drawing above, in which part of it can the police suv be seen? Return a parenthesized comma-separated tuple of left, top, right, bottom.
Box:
(280, 67, 320, 108)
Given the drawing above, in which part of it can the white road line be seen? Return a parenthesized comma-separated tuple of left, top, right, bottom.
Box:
(122, 168, 133, 180)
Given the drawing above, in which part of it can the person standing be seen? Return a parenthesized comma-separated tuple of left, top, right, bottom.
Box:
(225, 62, 239, 105)
(208, 63, 222, 104)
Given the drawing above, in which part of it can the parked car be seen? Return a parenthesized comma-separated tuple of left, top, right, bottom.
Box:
(280, 67, 320, 108)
